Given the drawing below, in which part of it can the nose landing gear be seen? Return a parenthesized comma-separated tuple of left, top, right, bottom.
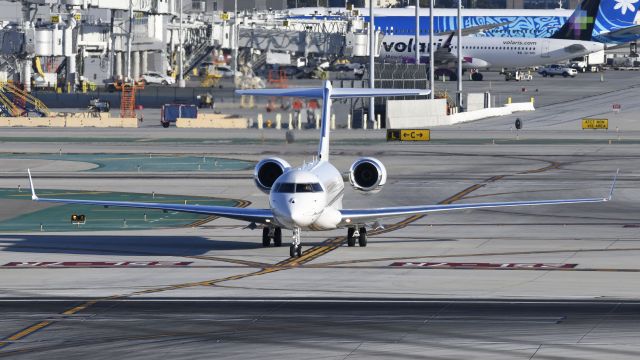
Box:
(347, 226, 367, 247)
(262, 227, 283, 247)
(289, 227, 302, 257)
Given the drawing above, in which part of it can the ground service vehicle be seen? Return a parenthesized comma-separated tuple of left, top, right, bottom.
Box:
(538, 64, 577, 77)
(160, 104, 197, 128)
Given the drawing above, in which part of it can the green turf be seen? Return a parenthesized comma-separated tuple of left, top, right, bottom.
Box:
(0, 153, 253, 172)
(0, 188, 238, 232)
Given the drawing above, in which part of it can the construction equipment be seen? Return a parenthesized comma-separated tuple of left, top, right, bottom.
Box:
(88, 98, 111, 114)
(196, 93, 214, 109)
(0, 82, 49, 117)
(201, 72, 222, 87)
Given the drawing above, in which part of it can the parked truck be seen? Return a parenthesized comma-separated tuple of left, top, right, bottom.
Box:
(160, 104, 198, 128)
(569, 50, 605, 72)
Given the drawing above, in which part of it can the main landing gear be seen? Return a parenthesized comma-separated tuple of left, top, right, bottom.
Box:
(262, 227, 282, 247)
(290, 227, 302, 257)
(347, 226, 367, 247)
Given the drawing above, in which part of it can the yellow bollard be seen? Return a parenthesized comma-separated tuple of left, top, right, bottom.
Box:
(257, 114, 263, 129)
(347, 114, 351, 129)
(275, 113, 282, 129)
(507, 97, 512, 104)
(288, 113, 293, 129)
(530, 97, 535, 104)
(331, 114, 336, 130)
(363, 114, 368, 130)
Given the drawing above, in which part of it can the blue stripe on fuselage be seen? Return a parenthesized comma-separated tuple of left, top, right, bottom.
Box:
(289, 14, 569, 37)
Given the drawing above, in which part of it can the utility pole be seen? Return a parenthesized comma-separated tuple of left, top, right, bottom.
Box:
(178, 0, 185, 87)
(415, 0, 419, 64)
(457, 0, 463, 110)
(369, 0, 375, 129)
(126, 0, 133, 81)
(429, 0, 434, 98)
(233, 0, 238, 86)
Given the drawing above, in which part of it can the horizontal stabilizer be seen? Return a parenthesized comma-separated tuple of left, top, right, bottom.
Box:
(236, 87, 430, 99)
(564, 44, 587, 53)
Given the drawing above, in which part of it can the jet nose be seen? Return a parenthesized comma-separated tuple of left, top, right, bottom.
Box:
(287, 197, 315, 227)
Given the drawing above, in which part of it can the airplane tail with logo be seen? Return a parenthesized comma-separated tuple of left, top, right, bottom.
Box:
(551, 0, 640, 42)
(236, 81, 430, 161)
(550, 0, 601, 40)
(592, 0, 640, 42)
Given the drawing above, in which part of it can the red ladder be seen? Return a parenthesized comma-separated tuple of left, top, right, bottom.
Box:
(119, 83, 136, 118)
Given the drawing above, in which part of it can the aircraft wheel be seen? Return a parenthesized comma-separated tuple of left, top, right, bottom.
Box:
(297, 245, 302, 257)
(347, 227, 356, 247)
(273, 228, 282, 247)
(290, 245, 296, 257)
(358, 227, 367, 247)
(471, 72, 483, 81)
(262, 228, 271, 247)
(541, 72, 547, 77)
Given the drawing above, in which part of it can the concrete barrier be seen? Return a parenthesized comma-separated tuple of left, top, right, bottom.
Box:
(387, 99, 534, 127)
(176, 113, 249, 128)
(0, 115, 139, 128)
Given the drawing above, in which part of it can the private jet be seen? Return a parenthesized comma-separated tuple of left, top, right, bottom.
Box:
(28, 81, 616, 257)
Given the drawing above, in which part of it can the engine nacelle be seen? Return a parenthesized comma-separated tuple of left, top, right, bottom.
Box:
(254, 157, 291, 193)
(349, 157, 387, 193)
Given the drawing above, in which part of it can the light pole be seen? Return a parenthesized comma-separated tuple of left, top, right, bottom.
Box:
(457, 0, 462, 110)
(126, 0, 133, 81)
(178, 0, 185, 87)
(369, 0, 375, 129)
(233, 0, 238, 86)
(429, 0, 434, 98)
(414, 0, 419, 64)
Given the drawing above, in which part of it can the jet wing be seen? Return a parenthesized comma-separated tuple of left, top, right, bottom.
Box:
(27, 170, 274, 224)
(339, 172, 617, 226)
(435, 21, 511, 37)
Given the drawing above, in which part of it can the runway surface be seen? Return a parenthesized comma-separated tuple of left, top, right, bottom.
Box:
(1, 299, 639, 359)
(1, 72, 640, 358)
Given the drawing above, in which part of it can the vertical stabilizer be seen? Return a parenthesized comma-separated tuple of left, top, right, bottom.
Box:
(550, 0, 601, 40)
(592, 0, 640, 40)
(317, 81, 332, 162)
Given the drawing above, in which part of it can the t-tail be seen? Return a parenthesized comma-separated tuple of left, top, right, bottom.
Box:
(236, 81, 430, 162)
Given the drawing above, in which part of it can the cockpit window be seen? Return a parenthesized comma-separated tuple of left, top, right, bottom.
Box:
(296, 183, 315, 193)
(276, 183, 295, 193)
(275, 183, 323, 193)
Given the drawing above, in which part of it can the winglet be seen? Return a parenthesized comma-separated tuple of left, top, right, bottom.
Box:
(606, 169, 619, 201)
(27, 169, 38, 201)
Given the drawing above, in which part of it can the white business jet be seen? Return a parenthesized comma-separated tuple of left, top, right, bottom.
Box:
(27, 81, 615, 258)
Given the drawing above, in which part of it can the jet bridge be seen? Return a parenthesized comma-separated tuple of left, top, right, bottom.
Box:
(215, 11, 379, 60)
